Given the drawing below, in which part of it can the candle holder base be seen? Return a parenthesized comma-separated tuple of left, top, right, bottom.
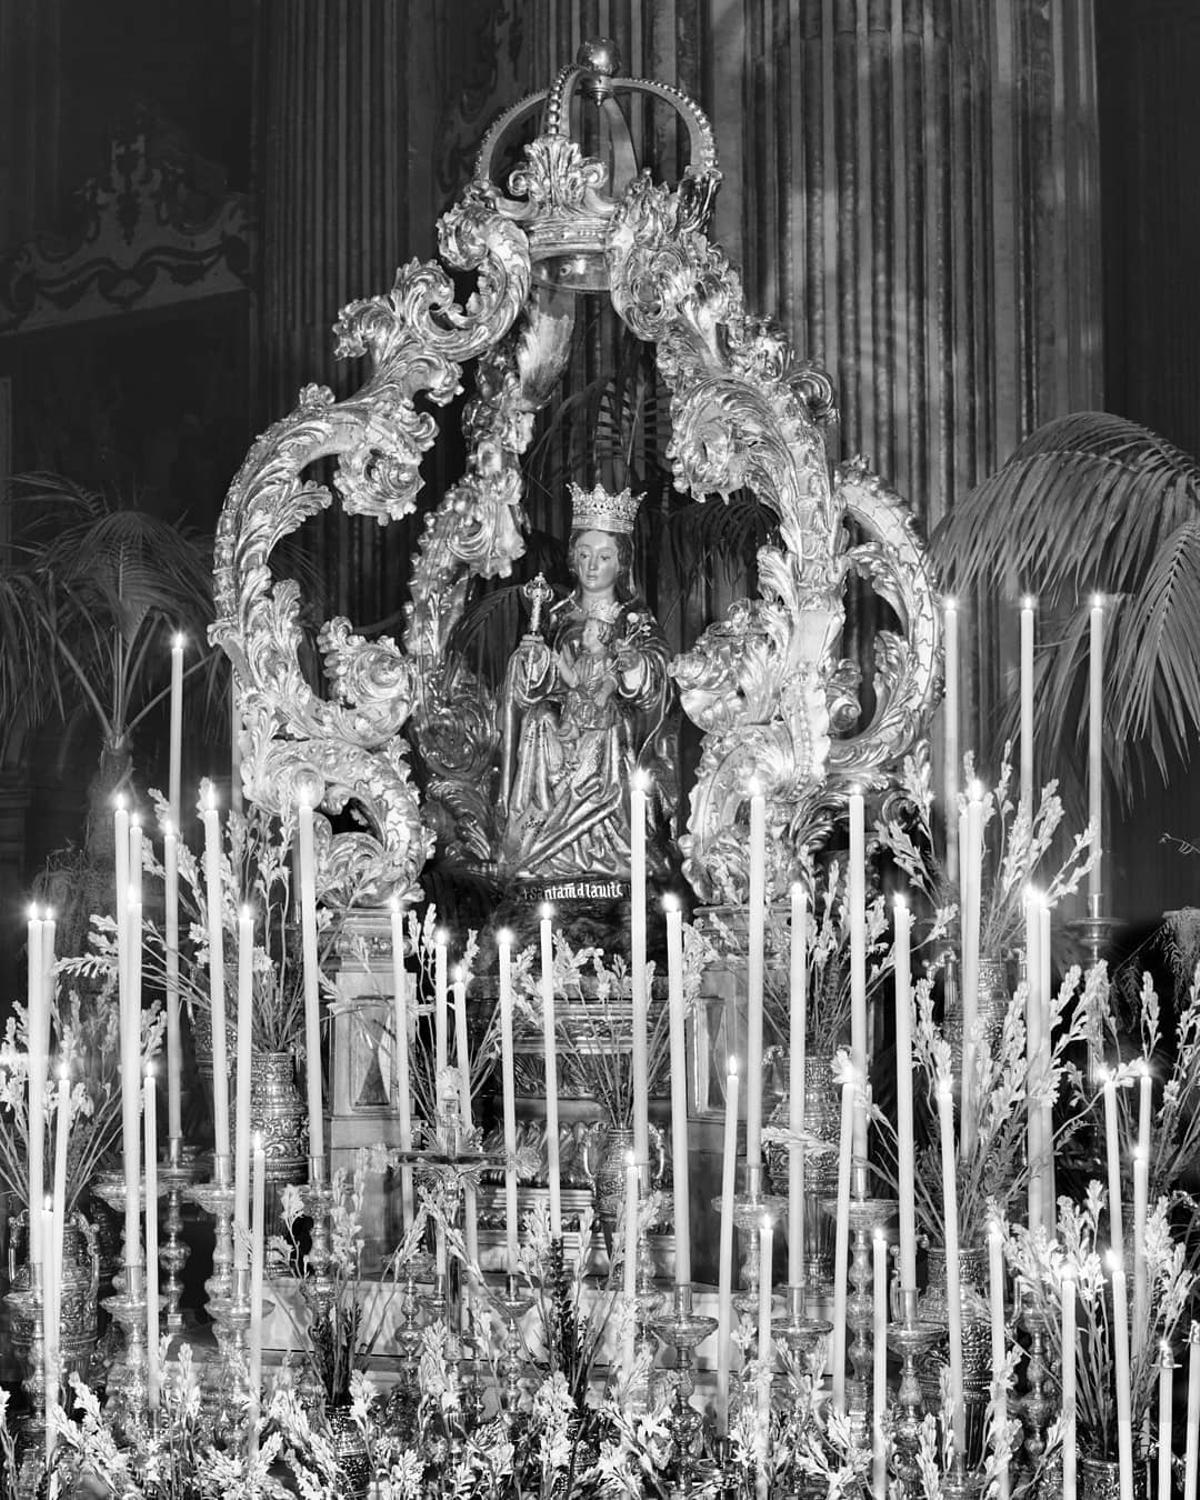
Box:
(101, 1282, 150, 1442)
(159, 1145, 199, 1334)
(650, 1285, 717, 1489)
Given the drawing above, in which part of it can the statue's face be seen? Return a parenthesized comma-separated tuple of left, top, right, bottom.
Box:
(573, 530, 621, 594)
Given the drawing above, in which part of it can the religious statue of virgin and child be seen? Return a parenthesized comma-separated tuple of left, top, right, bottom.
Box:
(496, 482, 678, 899)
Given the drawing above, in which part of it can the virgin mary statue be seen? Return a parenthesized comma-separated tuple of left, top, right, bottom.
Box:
(497, 483, 676, 884)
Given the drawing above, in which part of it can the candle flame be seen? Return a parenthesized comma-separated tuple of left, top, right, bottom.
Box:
(145, 1060, 155, 1079)
(760, 1213, 773, 1233)
(631, 768, 650, 794)
(747, 775, 762, 798)
(172, 631, 186, 650)
(57, 1062, 69, 1083)
(661, 893, 680, 914)
(626, 1150, 637, 1168)
(26, 902, 39, 921)
(728, 1055, 739, 1078)
(434, 927, 448, 946)
(114, 792, 127, 811)
(944, 595, 957, 611)
(969, 779, 983, 801)
(44, 1193, 53, 1213)
(496, 927, 513, 947)
(453, 963, 465, 984)
(1105, 1249, 1124, 1274)
(539, 903, 554, 922)
(202, 780, 217, 812)
(1021, 594, 1036, 611)
(893, 893, 907, 915)
(162, 817, 176, 839)
(241, 903, 253, 923)
(1091, 592, 1104, 610)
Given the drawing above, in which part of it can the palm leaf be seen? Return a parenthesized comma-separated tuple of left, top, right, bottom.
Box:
(932, 413, 1200, 791)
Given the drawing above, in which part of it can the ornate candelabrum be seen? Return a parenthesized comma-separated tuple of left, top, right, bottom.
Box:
(651, 1284, 717, 1487)
(1017, 1289, 1054, 1475)
(159, 1137, 199, 1332)
(843, 1198, 895, 1432)
(492, 1272, 534, 1413)
(92, 1173, 157, 1439)
(185, 1154, 236, 1307)
(7, 1268, 49, 1492)
(887, 1289, 944, 1487)
(729, 1166, 787, 1323)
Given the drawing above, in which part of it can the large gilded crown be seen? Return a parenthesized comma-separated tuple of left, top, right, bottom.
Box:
(569, 481, 642, 536)
(475, 38, 721, 292)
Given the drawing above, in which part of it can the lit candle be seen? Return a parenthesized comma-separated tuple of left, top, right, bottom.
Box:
(452, 965, 471, 1125)
(788, 882, 807, 1291)
(1132, 1148, 1149, 1366)
(716, 1059, 740, 1437)
(434, 931, 448, 1088)
(848, 789, 868, 1164)
(452, 964, 479, 1274)
(41, 1197, 55, 1453)
(893, 895, 917, 1292)
(248, 1135, 266, 1456)
(143, 1068, 160, 1412)
(1184, 1322, 1200, 1500)
(233, 905, 254, 1270)
(1111, 1257, 1134, 1500)
(163, 821, 182, 1142)
(497, 930, 519, 1276)
(757, 1215, 774, 1434)
(1159, 1343, 1174, 1500)
(989, 1220, 1010, 1500)
(168, 633, 184, 828)
(665, 897, 691, 1288)
(1063, 1269, 1077, 1500)
(872, 1229, 888, 1500)
(539, 907, 562, 1237)
(961, 781, 984, 1161)
(1025, 889, 1044, 1234)
(295, 787, 323, 1174)
(26, 907, 46, 1268)
(1020, 596, 1035, 818)
(831, 1067, 855, 1413)
(1102, 1070, 1124, 1255)
(51, 1066, 70, 1303)
(1133, 1064, 1152, 1360)
(630, 770, 650, 1188)
(129, 813, 143, 910)
(202, 784, 231, 1169)
(938, 1077, 966, 1456)
(122, 897, 143, 1289)
(943, 597, 959, 885)
(390, 899, 413, 1231)
(746, 780, 767, 1182)
(1038, 895, 1054, 1231)
(1088, 594, 1104, 908)
(622, 1151, 639, 1380)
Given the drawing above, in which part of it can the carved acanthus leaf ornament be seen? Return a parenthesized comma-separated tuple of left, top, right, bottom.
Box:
(211, 44, 941, 906)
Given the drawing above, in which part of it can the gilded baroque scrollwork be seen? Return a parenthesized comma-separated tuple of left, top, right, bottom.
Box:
(212, 40, 941, 905)
(607, 172, 941, 903)
(211, 186, 532, 902)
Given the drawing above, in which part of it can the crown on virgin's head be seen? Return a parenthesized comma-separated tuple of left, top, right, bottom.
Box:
(569, 482, 643, 536)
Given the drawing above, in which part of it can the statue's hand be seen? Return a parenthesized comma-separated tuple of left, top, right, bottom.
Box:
(516, 637, 553, 691)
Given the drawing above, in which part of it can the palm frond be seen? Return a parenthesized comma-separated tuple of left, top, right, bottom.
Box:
(932, 413, 1200, 793)
(935, 413, 1200, 599)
